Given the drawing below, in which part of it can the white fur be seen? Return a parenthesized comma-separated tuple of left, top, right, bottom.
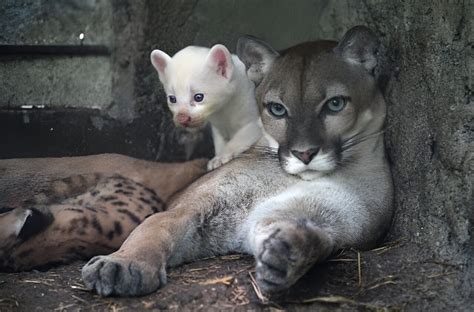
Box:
(283, 150, 337, 179)
(151, 45, 262, 170)
(240, 176, 367, 254)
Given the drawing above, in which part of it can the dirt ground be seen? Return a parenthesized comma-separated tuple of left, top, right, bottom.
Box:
(0, 240, 469, 312)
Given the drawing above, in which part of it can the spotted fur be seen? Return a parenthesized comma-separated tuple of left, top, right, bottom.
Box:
(0, 155, 207, 271)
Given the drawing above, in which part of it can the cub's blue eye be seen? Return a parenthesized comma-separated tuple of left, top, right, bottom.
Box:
(168, 95, 177, 103)
(194, 93, 204, 102)
(267, 102, 287, 118)
(325, 97, 347, 112)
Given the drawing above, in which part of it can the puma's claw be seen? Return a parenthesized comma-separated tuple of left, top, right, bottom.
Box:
(82, 255, 165, 297)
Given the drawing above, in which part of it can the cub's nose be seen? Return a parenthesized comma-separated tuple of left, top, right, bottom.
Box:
(176, 113, 192, 127)
(291, 147, 320, 165)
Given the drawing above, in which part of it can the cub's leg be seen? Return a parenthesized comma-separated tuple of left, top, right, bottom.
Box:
(207, 122, 261, 170)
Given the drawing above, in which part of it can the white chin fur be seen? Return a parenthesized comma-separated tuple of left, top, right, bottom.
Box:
(282, 152, 337, 180)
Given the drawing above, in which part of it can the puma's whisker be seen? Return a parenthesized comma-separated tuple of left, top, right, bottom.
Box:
(341, 130, 386, 152)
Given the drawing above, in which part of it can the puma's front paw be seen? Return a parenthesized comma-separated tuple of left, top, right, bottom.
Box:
(207, 153, 236, 171)
(81, 255, 166, 297)
(254, 220, 330, 294)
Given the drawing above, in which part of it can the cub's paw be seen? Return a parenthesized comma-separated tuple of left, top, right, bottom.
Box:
(255, 222, 319, 294)
(81, 255, 166, 297)
(207, 153, 236, 171)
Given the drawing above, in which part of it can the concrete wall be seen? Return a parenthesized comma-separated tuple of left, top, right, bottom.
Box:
(0, 0, 113, 110)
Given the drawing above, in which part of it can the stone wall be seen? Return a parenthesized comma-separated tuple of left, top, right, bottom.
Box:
(0, 0, 113, 110)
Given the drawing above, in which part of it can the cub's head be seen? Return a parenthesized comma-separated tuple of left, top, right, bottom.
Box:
(151, 45, 238, 131)
(237, 26, 387, 180)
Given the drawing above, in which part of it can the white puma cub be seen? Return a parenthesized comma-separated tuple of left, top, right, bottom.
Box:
(150, 45, 261, 170)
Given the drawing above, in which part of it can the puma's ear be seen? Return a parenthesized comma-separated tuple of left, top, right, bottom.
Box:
(150, 49, 172, 82)
(206, 44, 234, 79)
(334, 26, 380, 75)
(17, 207, 53, 241)
(237, 35, 279, 85)
(0, 208, 31, 239)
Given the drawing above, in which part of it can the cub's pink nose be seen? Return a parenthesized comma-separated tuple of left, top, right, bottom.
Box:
(176, 113, 192, 127)
(291, 147, 320, 165)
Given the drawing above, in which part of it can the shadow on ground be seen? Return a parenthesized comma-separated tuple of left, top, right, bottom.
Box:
(0, 241, 467, 311)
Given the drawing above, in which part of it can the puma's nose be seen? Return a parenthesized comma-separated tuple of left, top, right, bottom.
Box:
(291, 147, 320, 165)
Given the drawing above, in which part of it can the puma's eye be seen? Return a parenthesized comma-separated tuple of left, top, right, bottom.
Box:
(267, 102, 287, 118)
(168, 95, 177, 103)
(325, 97, 347, 112)
(194, 93, 204, 102)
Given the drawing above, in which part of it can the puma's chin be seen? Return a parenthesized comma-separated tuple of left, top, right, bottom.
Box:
(282, 153, 337, 180)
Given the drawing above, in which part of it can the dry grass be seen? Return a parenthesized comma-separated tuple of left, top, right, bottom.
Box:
(199, 275, 234, 285)
(371, 240, 403, 255)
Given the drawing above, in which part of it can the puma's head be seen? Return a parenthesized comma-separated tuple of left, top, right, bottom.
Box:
(151, 45, 238, 131)
(237, 26, 387, 180)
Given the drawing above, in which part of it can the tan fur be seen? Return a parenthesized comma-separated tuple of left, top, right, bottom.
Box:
(0, 154, 207, 271)
(1, 154, 207, 207)
(81, 27, 393, 297)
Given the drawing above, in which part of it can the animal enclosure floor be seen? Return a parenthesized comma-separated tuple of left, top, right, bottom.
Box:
(0, 242, 469, 312)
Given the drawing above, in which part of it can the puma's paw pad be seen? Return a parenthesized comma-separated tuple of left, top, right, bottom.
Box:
(207, 154, 236, 171)
(81, 255, 165, 297)
(255, 229, 304, 294)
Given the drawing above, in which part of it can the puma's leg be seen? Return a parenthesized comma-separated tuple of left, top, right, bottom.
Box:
(249, 218, 334, 294)
(82, 202, 229, 297)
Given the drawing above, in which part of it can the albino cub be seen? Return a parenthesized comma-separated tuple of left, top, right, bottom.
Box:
(151, 45, 262, 170)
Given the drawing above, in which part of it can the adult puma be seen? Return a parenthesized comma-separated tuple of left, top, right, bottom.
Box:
(82, 26, 393, 296)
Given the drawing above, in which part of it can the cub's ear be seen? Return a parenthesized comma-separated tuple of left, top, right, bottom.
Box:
(334, 26, 380, 75)
(205, 44, 234, 79)
(237, 35, 279, 85)
(150, 49, 172, 82)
